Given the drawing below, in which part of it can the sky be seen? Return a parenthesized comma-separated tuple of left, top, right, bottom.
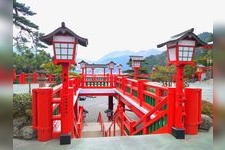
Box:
(16, 0, 222, 61)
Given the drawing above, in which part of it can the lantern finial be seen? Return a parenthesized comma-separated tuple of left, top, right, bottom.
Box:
(61, 22, 65, 27)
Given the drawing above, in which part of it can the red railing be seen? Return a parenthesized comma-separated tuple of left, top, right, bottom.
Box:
(81, 75, 115, 88)
(73, 106, 84, 138)
(97, 112, 107, 136)
(32, 80, 84, 141)
(32, 73, 201, 141)
(105, 108, 121, 136)
(106, 76, 177, 136)
(14, 72, 58, 84)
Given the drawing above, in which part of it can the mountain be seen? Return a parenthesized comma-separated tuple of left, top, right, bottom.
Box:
(95, 49, 161, 70)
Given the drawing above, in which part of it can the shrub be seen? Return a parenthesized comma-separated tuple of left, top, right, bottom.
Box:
(13, 94, 32, 121)
(202, 100, 213, 118)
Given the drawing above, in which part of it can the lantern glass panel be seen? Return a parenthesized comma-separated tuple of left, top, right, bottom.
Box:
(68, 49, 73, 55)
(168, 48, 176, 61)
(56, 48, 60, 54)
(132, 61, 140, 67)
(61, 43, 67, 48)
(68, 44, 74, 48)
(178, 47, 194, 61)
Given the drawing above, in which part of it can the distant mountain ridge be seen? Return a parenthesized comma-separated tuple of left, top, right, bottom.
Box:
(95, 49, 161, 70)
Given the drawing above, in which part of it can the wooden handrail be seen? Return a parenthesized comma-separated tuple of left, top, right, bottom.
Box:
(133, 97, 167, 128)
(97, 112, 107, 136)
(73, 106, 84, 138)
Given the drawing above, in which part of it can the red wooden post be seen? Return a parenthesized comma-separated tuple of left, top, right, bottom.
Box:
(174, 65, 185, 129)
(32, 72, 38, 83)
(134, 68, 138, 80)
(120, 108, 124, 136)
(130, 121, 135, 135)
(60, 63, 71, 135)
(138, 79, 147, 106)
(184, 88, 202, 135)
(32, 89, 38, 130)
(167, 87, 176, 133)
(122, 77, 127, 94)
(35, 88, 53, 141)
(68, 87, 75, 137)
(110, 75, 114, 87)
(113, 120, 116, 136)
(143, 117, 148, 134)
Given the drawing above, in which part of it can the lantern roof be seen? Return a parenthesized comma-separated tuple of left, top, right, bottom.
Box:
(39, 22, 88, 47)
(129, 56, 144, 61)
(107, 61, 117, 65)
(157, 28, 208, 48)
(78, 60, 88, 65)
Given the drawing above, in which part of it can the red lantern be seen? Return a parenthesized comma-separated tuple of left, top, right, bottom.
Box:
(157, 28, 208, 139)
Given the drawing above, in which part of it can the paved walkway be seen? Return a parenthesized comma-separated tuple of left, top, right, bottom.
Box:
(13, 128, 212, 150)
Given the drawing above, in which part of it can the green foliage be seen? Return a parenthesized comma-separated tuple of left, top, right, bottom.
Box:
(41, 62, 77, 76)
(184, 65, 195, 79)
(151, 65, 175, 82)
(13, 0, 47, 54)
(41, 62, 62, 75)
(144, 51, 167, 73)
(13, 49, 51, 73)
(13, 94, 32, 120)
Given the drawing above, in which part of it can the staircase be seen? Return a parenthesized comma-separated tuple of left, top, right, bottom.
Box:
(82, 122, 119, 138)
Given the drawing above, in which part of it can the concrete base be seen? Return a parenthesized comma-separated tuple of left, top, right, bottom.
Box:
(13, 127, 213, 150)
(172, 127, 185, 139)
(60, 134, 71, 145)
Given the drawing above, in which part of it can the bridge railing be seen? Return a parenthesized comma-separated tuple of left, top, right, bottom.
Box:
(97, 112, 107, 136)
(32, 80, 84, 141)
(14, 72, 58, 84)
(113, 76, 176, 135)
(80, 75, 116, 88)
(73, 106, 84, 138)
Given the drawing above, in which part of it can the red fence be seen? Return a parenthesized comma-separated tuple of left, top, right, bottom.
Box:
(32, 78, 84, 141)
(14, 72, 58, 84)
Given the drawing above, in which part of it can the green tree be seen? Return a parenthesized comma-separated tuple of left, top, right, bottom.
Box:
(13, 0, 47, 52)
(151, 65, 175, 82)
(13, 49, 51, 73)
(41, 62, 77, 76)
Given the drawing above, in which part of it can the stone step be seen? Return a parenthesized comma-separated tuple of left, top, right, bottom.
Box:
(82, 122, 102, 138)
(82, 122, 120, 138)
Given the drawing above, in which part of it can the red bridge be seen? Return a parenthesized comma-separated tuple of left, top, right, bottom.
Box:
(32, 72, 202, 141)
(29, 24, 209, 145)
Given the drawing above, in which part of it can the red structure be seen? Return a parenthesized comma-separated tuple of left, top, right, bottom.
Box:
(13, 72, 57, 84)
(31, 27, 208, 144)
(39, 22, 88, 145)
(157, 28, 208, 139)
(129, 56, 144, 80)
(117, 64, 123, 75)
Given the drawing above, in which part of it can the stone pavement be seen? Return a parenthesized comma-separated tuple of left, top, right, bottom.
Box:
(13, 128, 212, 150)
